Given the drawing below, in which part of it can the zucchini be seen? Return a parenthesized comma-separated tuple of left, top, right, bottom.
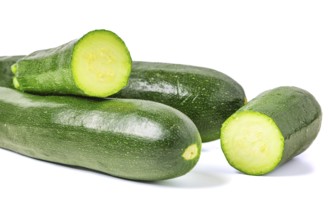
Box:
(220, 86, 322, 175)
(0, 56, 23, 88)
(0, 87, 201, 181)
(11, 29, 132, 98)
(112, 61, 246, 142)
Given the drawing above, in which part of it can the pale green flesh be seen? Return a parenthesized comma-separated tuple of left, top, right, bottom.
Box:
(182, 144, 199, 160)
(72, 30, 131, 97)
(221, 111, 284, 175)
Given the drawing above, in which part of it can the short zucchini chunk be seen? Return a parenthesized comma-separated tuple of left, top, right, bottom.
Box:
(0, 87, 201, 181)
(11, 30, 132, 98)
(220, 86, 322, 175)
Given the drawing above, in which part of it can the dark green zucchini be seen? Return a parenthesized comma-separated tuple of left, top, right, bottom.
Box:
(12, 29, 132, 98)
(0, 56, 23, 88)
(220, 86, 322, 175)
(0, 87, 201, 181)
(112, 61, 246, 142)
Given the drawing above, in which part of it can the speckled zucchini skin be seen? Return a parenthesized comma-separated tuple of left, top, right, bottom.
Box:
(0, 56, 23, 88)
(112, 61, 246, 142)
(12, 40, 84, 95)
(224, 86, 322, 166)
(0, 87, 201, 181)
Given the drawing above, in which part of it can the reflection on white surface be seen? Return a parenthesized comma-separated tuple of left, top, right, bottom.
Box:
(267, 158, 314, 176)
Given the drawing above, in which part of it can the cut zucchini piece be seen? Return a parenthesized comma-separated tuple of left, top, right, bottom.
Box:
(220, 86, 322, 175)
(12, 29, 132, 98)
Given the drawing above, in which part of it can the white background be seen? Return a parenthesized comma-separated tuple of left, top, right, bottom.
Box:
(1, 0, 328, 219)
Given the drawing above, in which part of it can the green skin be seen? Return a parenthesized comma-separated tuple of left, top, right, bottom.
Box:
(224, 86, 322, 171)
(0, 56, 23, 88)
(0, 87, 201, 181)
(112, 61, 246, 142)
(12, 40, 82, 95)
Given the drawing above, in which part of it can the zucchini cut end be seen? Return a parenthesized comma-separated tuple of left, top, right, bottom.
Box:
(220, 111, 284, 175)
(72, 29, 132, 98)
(182, 144, 199, 160)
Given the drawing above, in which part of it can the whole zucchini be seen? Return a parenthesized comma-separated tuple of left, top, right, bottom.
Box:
(220, 86, 322, 175)
(112, 61, 247, 142)
(0, 87, 201, 181)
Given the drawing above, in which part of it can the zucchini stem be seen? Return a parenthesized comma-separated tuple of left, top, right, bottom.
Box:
(11, 63, 17, 74)
(13, 77, 20, 89)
